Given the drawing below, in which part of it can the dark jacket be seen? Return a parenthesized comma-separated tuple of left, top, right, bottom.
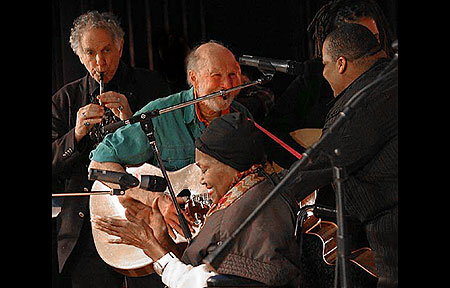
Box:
(52, 61, 171, 271)
(286, 58, 398, 285)
(182, 178, 301, 287)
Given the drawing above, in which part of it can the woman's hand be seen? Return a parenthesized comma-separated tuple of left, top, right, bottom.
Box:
(92, 200, 168, 260)
(124, 188, 195, 239)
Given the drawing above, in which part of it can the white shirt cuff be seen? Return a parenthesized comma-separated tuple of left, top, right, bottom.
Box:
(161, 257, 218, 288)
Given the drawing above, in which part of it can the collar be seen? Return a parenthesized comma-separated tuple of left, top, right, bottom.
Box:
(182, 87, 197, 125)
(192, 89, 231, 127)
(204, 164, 265, 221)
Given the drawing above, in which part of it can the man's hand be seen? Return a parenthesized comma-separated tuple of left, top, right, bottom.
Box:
(121, 196, 151, 226)
(75, 103, 105, 142)
(97, 91, 132, 120)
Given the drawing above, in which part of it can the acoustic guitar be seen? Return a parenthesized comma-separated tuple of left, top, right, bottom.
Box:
(300, 198, 379, 278)
(292, 128, 378, 278)
(90, 163, 211, 277)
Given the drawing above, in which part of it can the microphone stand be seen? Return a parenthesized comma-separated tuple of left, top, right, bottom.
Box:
(52, 189, 126, 197)
(330, 157, 350, 288)
(139, 115, 193, 242)
(202, 57, 398, 288)
(99, 76, 272, 243)
(101, 76, 272, 135)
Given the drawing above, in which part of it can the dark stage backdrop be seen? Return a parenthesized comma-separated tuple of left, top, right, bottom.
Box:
(51, 0, 398, 96)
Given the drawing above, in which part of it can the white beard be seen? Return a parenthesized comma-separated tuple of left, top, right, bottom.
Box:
(204, 94, 235, 112)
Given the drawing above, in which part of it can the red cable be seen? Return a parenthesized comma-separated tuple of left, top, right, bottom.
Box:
(229, 106, 303, 160)
(251, 120, 303, 160)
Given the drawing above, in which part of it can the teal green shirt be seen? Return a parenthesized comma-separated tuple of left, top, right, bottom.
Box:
(89, 87, 251, 171)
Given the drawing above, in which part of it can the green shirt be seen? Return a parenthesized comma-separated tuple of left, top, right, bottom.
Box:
(89, 87, 251, 171)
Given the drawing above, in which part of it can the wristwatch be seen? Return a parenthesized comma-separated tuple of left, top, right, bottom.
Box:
(153, 252, 176, 276)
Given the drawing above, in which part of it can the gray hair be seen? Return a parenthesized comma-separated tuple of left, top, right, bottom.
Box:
(69, 11, 125, 56)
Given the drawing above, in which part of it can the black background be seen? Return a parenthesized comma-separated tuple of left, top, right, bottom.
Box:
(8, 0, 403, 286)
(51, 0, 398, 96)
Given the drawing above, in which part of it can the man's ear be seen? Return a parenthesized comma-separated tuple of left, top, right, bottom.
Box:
(188, 70, 198, 88)
(337, 56, 347, 74)
(118, 38, 124, 58)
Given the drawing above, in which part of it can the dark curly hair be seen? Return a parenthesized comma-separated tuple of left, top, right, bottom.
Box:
(308, 0, 394, 59)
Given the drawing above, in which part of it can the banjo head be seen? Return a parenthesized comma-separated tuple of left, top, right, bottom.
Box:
(90, 181, 154, 270)
(89, 163, 208, 272)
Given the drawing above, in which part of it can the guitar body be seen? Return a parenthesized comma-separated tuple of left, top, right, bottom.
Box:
(302, 214, 379, 278)
(299, 191, 379, 279)
(90, 163, 208, 277)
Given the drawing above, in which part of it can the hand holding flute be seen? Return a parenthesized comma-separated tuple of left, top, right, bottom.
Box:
(96, 71, 133, 120)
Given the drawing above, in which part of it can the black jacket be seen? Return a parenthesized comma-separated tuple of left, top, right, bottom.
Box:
(52, 61, 170, 271)
(286, 58, 398, 285)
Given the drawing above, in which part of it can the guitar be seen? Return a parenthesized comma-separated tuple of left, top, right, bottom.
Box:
(299, 192, 379, 278)
(288, 129, 378, 278)
(89, 163, 211, 277)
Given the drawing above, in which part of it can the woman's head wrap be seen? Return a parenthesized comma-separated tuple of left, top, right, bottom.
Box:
(195, 113, 265, 171)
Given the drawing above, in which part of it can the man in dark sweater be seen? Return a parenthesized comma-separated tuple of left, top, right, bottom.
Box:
(286, 23, 397, 288)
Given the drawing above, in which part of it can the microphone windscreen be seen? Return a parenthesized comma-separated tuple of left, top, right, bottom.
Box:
(140, 175, 168, 192)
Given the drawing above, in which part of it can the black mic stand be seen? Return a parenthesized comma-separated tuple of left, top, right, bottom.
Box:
(139, 115, 193, 242)
(202, 56, 398, 288)
(329, 154, 350, 288)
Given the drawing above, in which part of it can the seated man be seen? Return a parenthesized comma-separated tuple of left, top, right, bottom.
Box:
(93, 112, 301, 288)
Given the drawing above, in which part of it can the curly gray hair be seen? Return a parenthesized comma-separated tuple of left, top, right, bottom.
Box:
(69, 11, 125, 56)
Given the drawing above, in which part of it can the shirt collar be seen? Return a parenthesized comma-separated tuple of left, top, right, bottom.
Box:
(183, 87, 196, 124)
(191, 88, 231, 127)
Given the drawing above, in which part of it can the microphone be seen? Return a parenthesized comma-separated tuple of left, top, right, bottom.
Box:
(88, 169, 140, 188)
(139, 175, 167, 192)
(239, 55, 304, 75)
(88, 168, 168, 192)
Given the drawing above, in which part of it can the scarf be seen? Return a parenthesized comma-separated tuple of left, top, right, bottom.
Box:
(204, 163, 274, 221)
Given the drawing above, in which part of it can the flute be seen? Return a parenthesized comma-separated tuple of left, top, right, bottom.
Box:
(99, 72, 104, 95)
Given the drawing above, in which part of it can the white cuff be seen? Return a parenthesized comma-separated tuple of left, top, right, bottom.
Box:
(161, 258, 218, 288)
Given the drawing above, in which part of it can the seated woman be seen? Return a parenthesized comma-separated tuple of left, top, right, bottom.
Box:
(93, 112, 301, 288)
